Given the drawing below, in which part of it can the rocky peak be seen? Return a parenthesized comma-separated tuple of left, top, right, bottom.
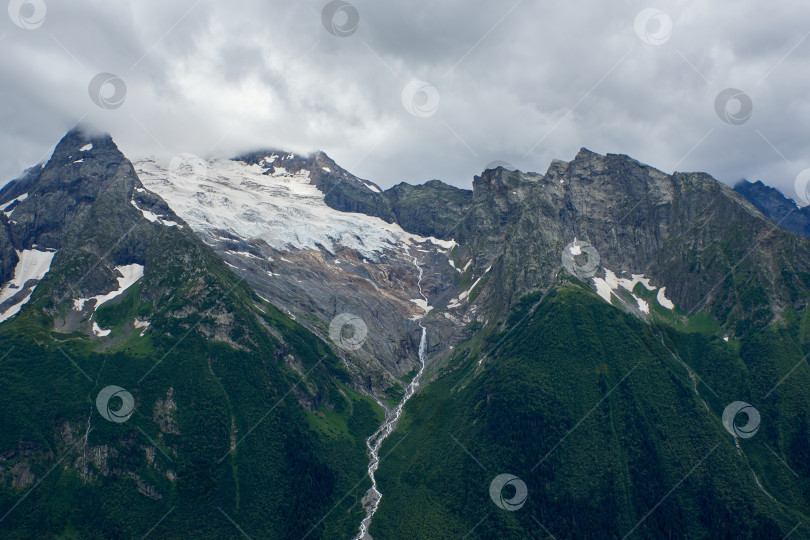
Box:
(545, 158, 570, 178)
(235, 147, 395, 223)
(734, 179, 810, 237)
(449, 147, 810, 335)
(2, 127, 146, 252)
(573, 146, 600, 161)
(0, 128, 190, 327)
(383, 179, 472, 239)
(48, 127, 116, 167)
(473, 167, 521, 193)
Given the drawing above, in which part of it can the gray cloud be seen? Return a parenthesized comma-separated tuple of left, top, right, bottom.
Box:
(1, 0, 809, 203)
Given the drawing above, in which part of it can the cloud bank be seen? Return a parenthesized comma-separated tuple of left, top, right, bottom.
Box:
(1, 0, 809, 202)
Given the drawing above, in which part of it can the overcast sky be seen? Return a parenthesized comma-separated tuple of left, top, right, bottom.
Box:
(1, 0, 809, 203)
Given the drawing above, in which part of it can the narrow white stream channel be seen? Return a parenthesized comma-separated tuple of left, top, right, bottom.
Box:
(658, 333, 773, 500)
(353, 253, 429, 540)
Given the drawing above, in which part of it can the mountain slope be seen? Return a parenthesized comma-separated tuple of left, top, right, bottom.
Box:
(359, 151, 810, 538)
(3, 131, 810, 539)
(372, 283, 810, 539)
(383, 180, 472, 240)
(132, 145, 810, 538)
(734, 179, 810, 238)
(133, 153, 457, 396)
(0, 129, 383, 539)
(235, 149, 396, 223)
(440, 150, 810, 338)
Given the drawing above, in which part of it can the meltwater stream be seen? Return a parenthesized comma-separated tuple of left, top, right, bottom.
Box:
(352, 253, 429, 540)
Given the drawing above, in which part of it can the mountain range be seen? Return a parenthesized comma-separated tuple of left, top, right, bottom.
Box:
(0, 127, 809, 539)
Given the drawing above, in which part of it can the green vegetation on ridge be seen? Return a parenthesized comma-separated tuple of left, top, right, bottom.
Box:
(371, 287, 810, 539)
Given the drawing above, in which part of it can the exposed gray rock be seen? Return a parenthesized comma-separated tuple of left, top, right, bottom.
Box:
(384, 180, 472, 239)
(443, 148, 810, 336)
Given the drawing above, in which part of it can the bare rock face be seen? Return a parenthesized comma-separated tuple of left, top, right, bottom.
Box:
(128, 144, 810, 398)
(0, 128, 177, 304)
(134, 153, 460, 393)
(383, 180, 473, 240)
(444, 149, 810, 336)
(10, 130, 803, 401)
(153, 387, 180, 435)
(3, 128, 143, 253)
(735, 179, 810, 238)
(10, 462, 34, 489)
(0, 128, 260, 346)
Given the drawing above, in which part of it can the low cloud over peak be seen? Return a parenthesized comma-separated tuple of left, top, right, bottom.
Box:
(1, 0, 809, 203)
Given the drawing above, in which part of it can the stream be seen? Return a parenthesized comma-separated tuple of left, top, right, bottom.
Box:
(352, 253, 429, 540)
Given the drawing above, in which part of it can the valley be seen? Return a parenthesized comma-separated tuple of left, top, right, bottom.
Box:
(0, 128, 809, 538)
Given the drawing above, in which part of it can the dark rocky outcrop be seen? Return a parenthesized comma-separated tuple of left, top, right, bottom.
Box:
(0, 128, 186, 304)
(734, 179, 810, 238)
(384, 179, 472, 239)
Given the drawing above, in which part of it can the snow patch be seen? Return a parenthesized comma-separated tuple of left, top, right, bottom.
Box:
(458, 276, 484, 303)
(131, 200, 158, 222)
(618, 273, 656, 292)
(407, 235, 457, 252)
(604, 269, 619, 289)
(130, 200, 183, 228)
(92, 321, 111, 337)
(80, 143, 93, 152)
(592, 267, 668, 316)
(0, 292, 33, 323)
(449, 266, 491, 307)
(409, 298, 433, 314)
(74, 264, 144, 312)
(633, 294, 650, 314)
(657, 287, 674, 310)
(226, 250, 263, 260)
(135, 157, 446, 262)
(0, 249, 57, 323)
(133, 318, 150, 336)
(592, 277, 614, 303)
(1, 193, 28, 216)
